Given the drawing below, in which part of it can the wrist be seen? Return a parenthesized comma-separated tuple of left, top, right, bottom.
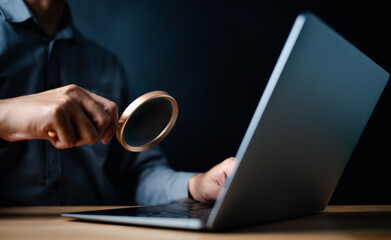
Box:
(0, 99, 11, 141)
(188, 173, 203, 202)
(0, 98, 22, 141)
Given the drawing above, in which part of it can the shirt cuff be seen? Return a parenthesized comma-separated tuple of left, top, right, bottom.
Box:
(169, 171, 199, 201)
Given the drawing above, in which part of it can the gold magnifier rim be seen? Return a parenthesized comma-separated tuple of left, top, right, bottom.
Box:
(116, 90, 178, 152)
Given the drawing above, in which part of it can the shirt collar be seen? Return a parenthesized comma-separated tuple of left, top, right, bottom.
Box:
(0, 0, 84, 45)
(0, 0, 32, 22)
(53, 4, 84, 45)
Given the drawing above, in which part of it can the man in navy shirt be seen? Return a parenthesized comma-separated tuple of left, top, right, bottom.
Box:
(0, 0, 234, 205)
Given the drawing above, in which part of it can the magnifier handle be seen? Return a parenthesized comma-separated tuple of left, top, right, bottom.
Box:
(48, 130, 57, 138)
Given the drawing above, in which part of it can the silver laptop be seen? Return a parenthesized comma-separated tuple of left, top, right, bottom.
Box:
(62, 12, 389, 231)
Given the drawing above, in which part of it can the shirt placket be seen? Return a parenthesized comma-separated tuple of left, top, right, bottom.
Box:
(43, 39, 62, 205)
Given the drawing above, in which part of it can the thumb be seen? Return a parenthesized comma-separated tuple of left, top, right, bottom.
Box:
(222, 157, 237, 177)
(215, 157, 237, 187)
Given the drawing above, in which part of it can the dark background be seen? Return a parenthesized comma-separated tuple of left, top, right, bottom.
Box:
(67, 0, 390, 204)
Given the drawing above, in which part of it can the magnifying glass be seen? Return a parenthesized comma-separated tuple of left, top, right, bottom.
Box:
(116, 91, 178, 151)
(48, 91, 178, 152)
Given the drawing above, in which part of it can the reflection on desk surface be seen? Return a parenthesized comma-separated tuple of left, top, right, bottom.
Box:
(0, 205, 390, 240)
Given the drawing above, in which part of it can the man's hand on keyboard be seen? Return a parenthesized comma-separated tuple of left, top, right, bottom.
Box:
(188, 157, 236, 203)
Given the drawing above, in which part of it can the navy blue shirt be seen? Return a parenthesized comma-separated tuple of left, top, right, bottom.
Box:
(0, 0, 193, 206)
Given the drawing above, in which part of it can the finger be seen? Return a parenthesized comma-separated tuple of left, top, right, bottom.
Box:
(69, 88, 111, 141)
(207, 177, 223, 202)
(224, 157, 237, 176)
(81, 88, 118, 144)
(49, 110, 77, 149)
(69, 103, 100, 146)
(46, 95, 99, 148)
(212, 157, 236, 189)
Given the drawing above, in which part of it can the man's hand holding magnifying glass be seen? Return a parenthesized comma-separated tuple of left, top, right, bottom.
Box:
(0, 84, 118, 149)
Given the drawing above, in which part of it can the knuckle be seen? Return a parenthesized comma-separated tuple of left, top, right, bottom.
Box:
(95, 113, 111, 129)
(60, 95, 73, 105)
(63, 84, 81, 95)
(102, 100, 117, 116)
(61, 143, 71, 149)
(51, 105, 66, 119)
(56, 144, 67, 150)
(84, 129, 99, 145)
(58, 135, 77, 149)
(51, 97, 72, 118)
(224, 157, 235, 164)
(109, 101, 118, 112)
(66, 84, 79, 91)
(104, 113, 111, 125)
(56, 139, 74, 149)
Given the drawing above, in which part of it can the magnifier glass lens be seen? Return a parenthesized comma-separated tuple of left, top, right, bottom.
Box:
(123, 98, 173, 147)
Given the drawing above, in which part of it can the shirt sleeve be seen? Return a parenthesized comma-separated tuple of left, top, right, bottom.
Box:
(111, 59, 198, 205)
(132, 147, 198, 205)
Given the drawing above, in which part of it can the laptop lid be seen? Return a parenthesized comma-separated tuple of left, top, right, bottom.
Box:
(62, 12, 389, 231)
(206, 11, 389, 230)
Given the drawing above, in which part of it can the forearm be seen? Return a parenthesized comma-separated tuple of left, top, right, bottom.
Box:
(135, 165, 197, 205)
(132, 147, 198, 205)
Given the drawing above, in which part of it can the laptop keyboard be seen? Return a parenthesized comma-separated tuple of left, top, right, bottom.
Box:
(74, 201, 214, 221)
(123, 201, 214, 220)
(137, 207, 212, 220)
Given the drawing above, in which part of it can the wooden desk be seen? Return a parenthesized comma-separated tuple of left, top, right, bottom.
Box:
(0, 205, 390, 239)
